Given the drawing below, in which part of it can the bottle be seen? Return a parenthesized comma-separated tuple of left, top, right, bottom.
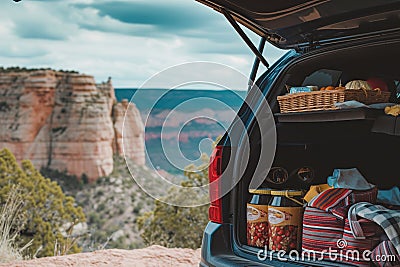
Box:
(247, 188, 272, 248)
(268, 190, 304, 252)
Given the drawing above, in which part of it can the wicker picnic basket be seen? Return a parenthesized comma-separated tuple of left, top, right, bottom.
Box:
(277, 89, 390, 113)
(343, 89, 391, 105)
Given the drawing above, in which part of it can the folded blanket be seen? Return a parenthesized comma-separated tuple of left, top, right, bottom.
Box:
(308, 187, 378, 219)
(348, 202, 400, 255)
(308, 188, 352, 212)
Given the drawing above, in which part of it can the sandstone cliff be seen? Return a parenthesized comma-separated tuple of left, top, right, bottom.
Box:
(0, 69, 144, 181)
(112, 99, 145, 166)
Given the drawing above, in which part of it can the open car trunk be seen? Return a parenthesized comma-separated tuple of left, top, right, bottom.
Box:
(234, 40, 400, 266)
(196, 0, 400, 50)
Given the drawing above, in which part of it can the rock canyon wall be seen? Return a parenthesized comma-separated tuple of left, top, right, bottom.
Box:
(0, 69, 144, 181)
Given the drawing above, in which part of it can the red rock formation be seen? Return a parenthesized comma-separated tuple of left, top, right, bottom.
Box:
(113, 99, 145, 165)
(0, 70, 144, 181)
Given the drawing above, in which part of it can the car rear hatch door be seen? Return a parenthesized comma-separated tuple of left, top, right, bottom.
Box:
(196, 0, 400, 51)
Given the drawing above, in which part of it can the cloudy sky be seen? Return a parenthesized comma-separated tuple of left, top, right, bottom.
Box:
(1, 0, 285, 89)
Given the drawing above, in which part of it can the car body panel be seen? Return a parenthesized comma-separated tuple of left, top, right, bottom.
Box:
(196, 0, 400, 50)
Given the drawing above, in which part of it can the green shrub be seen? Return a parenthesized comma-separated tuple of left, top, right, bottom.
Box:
(0, 149, 86, 257)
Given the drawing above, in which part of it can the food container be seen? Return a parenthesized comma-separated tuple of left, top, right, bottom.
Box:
(268, 190, 304, 252)
(289, 87, 312, 94)
(247, 188, 272, 247)
(288, 85, 319, 94)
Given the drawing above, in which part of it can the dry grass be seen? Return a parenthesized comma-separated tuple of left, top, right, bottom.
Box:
(0, 187, 32, 263)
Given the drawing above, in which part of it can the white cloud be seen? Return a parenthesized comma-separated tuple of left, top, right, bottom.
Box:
(0, 0, 285, 88)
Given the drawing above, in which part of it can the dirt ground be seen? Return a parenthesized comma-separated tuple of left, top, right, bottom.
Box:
(1, 245, 201, 267)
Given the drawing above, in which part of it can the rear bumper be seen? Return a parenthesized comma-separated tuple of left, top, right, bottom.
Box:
(200, 222, 354, 267)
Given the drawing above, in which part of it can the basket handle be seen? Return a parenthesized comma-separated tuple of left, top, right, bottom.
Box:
(361, 87, 368, 98)
(373, 88, 382, 95)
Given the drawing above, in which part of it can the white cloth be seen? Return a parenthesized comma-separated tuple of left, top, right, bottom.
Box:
(335, 101, 395, 109)
(327, 168, 374, 190)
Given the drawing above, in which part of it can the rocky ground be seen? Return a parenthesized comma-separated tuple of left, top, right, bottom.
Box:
(0, 245, 201, 267)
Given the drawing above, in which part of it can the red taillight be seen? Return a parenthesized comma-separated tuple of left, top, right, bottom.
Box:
(208, 145, 223, 223)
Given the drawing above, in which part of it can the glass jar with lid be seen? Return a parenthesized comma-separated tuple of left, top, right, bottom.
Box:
(247, 188, 272, 247)
(268, 190, 304, 252)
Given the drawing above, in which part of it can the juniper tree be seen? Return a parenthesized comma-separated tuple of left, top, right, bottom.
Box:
(0, 149, 86, 257)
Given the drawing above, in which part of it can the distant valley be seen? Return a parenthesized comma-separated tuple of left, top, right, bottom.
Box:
(115, 89, 246, 174)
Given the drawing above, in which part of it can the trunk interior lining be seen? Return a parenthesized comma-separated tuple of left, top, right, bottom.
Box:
(235, 40, 400, 265)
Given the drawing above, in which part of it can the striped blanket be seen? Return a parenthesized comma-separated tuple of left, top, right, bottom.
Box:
(302, 206, 344, 252)
(302, 206, 382, 266)
(302, 188, 380, 266)
(308, 187, 378, 219)
(308, 188, 352, 212)
(372, 241, 400, 267)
